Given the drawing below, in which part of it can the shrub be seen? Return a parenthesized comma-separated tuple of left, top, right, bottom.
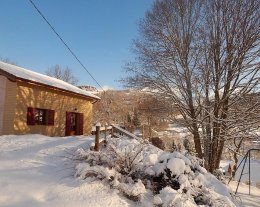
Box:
(75, 137, 236, 206)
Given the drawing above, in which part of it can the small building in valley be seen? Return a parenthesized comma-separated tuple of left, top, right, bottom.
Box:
(0, 61, 100, 136)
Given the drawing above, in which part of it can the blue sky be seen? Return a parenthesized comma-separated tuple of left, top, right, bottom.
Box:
(0, 0, 153, 89)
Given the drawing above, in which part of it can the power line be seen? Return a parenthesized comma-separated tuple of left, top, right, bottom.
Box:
(28, 0, 105, 92)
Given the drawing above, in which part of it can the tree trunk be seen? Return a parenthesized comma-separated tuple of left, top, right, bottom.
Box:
(192, 123, 203, 159)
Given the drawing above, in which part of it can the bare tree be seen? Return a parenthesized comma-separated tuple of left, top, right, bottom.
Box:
(93, 90, 140, 125)
(0, 57, 18, 65)
(200, 0, 259, 172)
(93, 90, 174, 134)
(225, 93, 260, 168)
(45, 65, 79, 85)
(137, 94, 173, 137)
(123, 0, 260, 172)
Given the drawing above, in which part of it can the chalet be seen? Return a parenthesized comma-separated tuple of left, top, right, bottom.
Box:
(0, 61, 100, 136)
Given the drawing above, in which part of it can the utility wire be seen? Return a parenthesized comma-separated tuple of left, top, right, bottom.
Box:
(28, 0, 105, 92)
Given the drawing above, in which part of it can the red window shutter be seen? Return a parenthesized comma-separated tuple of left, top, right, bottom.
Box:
(65, 112, 71, 136)
(27, 107, 35, 125)
(48, 110, 55, 126)
(79, 113, 84, 135)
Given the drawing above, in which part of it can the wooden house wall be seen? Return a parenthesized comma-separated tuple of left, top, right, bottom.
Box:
(1, 78, 93, 136)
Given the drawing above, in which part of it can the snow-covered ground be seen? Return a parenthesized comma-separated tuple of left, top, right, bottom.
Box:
(220, 158, 260, 186)
(1, 134, 259, 207)
(0, 134, 135, 207)
(220, 159, 260, 206)
(234, 158, 260, 186)
(229, 181, 260, 207)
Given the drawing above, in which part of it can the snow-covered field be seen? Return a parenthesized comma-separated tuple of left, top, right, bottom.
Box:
(0, 134, 260, 207)
(0, 134, 134, 207)
(220, 158, 260, 187)
(229, 181, 260, 207)
(234, 158, 260, 186)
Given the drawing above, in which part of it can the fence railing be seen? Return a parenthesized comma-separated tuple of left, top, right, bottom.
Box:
(91, 124, 140, 151)
(111, 124, 139, 140)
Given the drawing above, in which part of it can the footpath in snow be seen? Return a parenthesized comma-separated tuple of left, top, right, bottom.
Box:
(0, 134, 135, 207)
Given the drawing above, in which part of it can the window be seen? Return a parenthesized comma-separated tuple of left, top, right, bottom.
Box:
(27, 107, 55, 126)
(34, 108, 46, 125)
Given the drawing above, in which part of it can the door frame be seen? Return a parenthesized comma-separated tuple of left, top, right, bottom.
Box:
(65, 112, 84, 136)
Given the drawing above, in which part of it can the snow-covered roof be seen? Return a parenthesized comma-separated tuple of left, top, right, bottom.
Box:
(0, 61, 100, 100)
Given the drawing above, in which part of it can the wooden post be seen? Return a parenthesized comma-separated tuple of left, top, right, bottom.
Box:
(94, 122, 101, 151)
(111, 126, 114, 138)
(227, 164, 232, 176)
(142, 125, 145, 139)
(105, 122, 108, 142)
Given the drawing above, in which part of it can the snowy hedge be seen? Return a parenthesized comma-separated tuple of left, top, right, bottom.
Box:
(75, 137, 237, 207)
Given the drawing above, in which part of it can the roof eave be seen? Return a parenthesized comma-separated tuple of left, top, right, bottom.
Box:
(0, 68, 100, 101)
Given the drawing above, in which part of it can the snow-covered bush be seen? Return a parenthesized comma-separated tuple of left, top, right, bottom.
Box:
(213, 169, 227, 184)
(75, 137, 237, 206)
(117, 179, 146, 201)
(74, 138, 154, 201)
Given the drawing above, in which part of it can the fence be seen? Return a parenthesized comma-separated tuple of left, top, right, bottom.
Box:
(91, 124, 140, 151)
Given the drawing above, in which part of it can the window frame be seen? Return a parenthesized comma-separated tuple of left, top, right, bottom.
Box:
(27, 107, 55, 126)
(34, 108, 47, 125)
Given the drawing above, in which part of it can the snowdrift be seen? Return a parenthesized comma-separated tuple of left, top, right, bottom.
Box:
(75, 137, 237, 207)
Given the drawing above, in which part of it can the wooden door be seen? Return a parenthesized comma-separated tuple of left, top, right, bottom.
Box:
(65, 112, 71, 136)
(65, 112, 84, 136)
